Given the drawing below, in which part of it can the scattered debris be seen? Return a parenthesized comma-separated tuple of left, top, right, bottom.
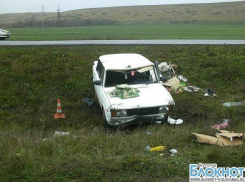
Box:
(163, 77, 183, 93)
(223, 101, 245, 107)
(216, 130, 244, 142)
(158, 62, 177, 79)
(211, 122, 229, 130)
(183, 86, 200, 92)
(54, 98, 65, 119)
(145, 145, 151, 151)
(43, 131, 78, 141)
(16, 149, 25, 157)
(170, 149, 178, 154)
(177, 75, 188, 82)
(204, 89, 217, 97)
(109, 84, 140, 99)
(54, 131, 70, 136)
(180, 82, 187, 87)
(82, 98, 94, 107)
(54, 131, 78, 138)
(167, 116, 183, 125)
(158, 63, 188, 94)
(171, 82, 184, 94)
(146, 145, 165, 152)
(159, 62, 177, 74)
(146, 131, 152, 135)
(158, 62, 171, 73)
(163, 77, 180, 87)
(211, 119, 230, 130)
(159, 63, 208, 95)
(170, 149, 178, 156)
(43, 138, 51, 142)
(192, 130, 244, 146)
(159, 62, 219, 98)
(221, 119, 230, 123)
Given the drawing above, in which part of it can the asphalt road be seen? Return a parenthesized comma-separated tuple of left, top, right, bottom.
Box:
(1, 40, 245, 46)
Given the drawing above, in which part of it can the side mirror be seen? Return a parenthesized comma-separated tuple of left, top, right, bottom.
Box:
(160, 77, 167, 82)
(93, 80, 102, 86)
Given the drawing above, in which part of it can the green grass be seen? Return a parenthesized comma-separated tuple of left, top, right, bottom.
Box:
(0, 45, 245, 181)
(5, 24, 245, 41)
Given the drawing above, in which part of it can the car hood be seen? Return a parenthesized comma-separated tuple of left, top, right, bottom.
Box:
(104, 84, 174, 110)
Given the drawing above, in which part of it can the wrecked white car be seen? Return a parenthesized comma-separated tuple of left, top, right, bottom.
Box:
(92, 53, 175, 128)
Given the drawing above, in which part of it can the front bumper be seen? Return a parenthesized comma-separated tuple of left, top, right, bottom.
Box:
(109, 113, 168, 126)
(0, 33, 10, 38)
(0, 35, 10, 38)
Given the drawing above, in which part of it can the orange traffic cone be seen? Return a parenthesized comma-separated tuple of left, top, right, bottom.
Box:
(54, 99, 65, 119)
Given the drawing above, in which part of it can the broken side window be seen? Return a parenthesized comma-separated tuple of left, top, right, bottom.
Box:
(100, 66, 105, 82)
(96, 60, 102, 76)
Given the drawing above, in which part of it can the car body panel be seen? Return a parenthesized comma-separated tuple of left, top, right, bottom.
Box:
(99, 54, 154, 71)
(104, 84, 172, 110)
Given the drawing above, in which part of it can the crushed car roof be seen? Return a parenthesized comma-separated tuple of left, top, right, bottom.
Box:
(99, 53, 154, 70)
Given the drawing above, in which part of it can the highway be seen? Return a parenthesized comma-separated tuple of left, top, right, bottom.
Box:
(1, 40, 245, 46)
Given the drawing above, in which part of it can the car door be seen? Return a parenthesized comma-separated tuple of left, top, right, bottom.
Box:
(93, 60, 105, 107)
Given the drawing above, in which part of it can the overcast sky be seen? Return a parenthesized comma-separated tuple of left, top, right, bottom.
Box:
(0, 0, 244, 14)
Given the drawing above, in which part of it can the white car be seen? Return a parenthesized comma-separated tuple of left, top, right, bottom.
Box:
(0, 29, 10, 40)
(92, 53, 175, 128)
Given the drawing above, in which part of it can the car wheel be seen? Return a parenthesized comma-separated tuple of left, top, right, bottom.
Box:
(0, 38, 5, 40)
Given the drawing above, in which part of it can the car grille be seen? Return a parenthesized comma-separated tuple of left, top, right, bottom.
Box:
(127, 107, 159, 116)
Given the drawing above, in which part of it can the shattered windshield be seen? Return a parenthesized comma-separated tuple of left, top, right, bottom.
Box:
(105, 66, 157, 87)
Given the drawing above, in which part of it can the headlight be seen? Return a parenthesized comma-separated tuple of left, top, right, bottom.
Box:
(159, 106, 169, 113)
(159, 100, 175, 113)
(111, 110, 127, 117)
(168, 100, 175, 112)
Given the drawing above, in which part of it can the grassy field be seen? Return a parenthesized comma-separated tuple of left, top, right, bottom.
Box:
(5, 24, 245, 40)
(0, 45, 245, 181)
(2, 1, 244, 41)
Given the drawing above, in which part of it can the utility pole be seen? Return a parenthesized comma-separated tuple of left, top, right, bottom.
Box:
(42, 5, 45, 28)
(57, 5, 60, 19)
(57, 5, 60, 26)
